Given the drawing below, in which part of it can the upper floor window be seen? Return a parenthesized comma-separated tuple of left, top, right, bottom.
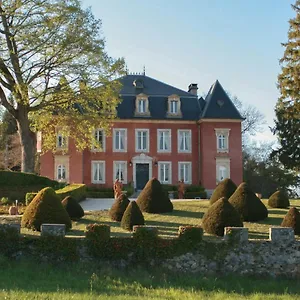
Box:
(167, 95, 181, 117)
(215, 128, 230, 153)
(178, 162, 192, 184)
(178, 130, 191, 153)
(56, 132, 68, 150)
(170, 100, 178, 114)
(135, 129, 149, 152)
(92, 161, 105, 184)
(113, 129, 127, 152)
(135, 93, 150, 116)
(158, 129, 171, 152)
(92, 129, 105, 151)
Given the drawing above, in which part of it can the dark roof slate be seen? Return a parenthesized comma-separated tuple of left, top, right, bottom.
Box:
(201, 80, 244, 120)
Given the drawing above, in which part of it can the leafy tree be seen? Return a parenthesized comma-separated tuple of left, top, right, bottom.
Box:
(0, 0, 125, 172)
(272, 1, 300, 171)
(243, 141, 300, 198)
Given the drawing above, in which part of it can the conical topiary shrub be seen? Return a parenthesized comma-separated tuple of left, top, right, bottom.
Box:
(121, 201, 144, 231)
(202, 197, 243, 236)
(136, 178, 173, 213)
(21, 187, 72, 231)
(229, 182, 268, 222)
(210, 178, 237, 205)
(62, 196, 84, 220)
(268, 190, 290, 208)
(281, 207, 300, 235)
(109, 194, 130, 222)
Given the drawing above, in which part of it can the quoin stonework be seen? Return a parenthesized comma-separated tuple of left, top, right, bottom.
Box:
(39, 74, 243, 194)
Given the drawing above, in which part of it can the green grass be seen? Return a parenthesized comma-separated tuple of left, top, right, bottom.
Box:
(0, 258, 299, 299)
(2, 199, 300, 240)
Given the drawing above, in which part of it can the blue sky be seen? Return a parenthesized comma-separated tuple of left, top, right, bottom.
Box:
(82, 0, 295, 142)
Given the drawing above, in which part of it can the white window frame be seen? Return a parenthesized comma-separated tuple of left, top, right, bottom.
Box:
(178, 162, 192, 184)
(135, 129, 149, 152)
(178, 130, 192, 153)
(138, 99, 146, 113)
(157, 129, 171, 153)
(56, 132, 68, 150)
(113, 128, 127, 152)
(56, 164, 66, 181)
(91, 160, 105, 184)
(170, 100, 178, 114)
(215, 128, 230, 153)
(92, 129, 106, 152)
(158, 161, 172, 184)
(216, 157, 230, 184)
(113, 161, 127, 184)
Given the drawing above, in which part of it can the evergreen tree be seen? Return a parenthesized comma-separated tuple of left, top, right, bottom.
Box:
(272, 1, 300, 171)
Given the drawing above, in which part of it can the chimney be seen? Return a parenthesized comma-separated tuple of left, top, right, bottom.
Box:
(188, 83, 198, 96)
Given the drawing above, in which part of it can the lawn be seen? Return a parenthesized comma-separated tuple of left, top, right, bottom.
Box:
(2, 199, 299, 240)
(0, 258, 299, 299)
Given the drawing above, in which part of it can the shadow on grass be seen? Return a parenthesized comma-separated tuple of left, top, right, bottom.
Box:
(163, 209, 204, 219)
(268, 209, 288, 215)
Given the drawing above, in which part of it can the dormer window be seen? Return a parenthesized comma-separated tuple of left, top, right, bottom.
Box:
(135, 93, 150, 116)
(167, 95, 181, 117)
(138, 99, 146, 113)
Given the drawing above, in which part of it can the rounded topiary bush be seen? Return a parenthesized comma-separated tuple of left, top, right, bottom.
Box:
(202, 197, 243, 236)
(229, 182, 268, 222)
(109, 194, 130, 222)
(136, 178, 173, 213)
(268, 190, 290, 208)
(281, 207, 300, 235)
(62, 196, 84, 220)
(210, 178, 237, 205)
(121, 201, 144, 231)
(21, 187, 72, 231)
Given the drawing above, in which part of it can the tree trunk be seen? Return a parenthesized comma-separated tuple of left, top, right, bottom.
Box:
(16, 106, 36, 173)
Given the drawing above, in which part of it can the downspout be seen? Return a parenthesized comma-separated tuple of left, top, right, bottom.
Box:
(197, 121, 201, 185)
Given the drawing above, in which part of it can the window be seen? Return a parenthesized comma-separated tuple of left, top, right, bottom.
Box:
(113, 161, 127, 183)
(178, 162, 192, 184)
(93, 129, 105, 151)
(167, 95, 181, 116)
(92, 161, 105, 183)
(216, 157, 230, 184)
(57, 165, 66, 181)
(215, 128, 230, 152)
(170, 100, 178, 114)
(138, 100, 146, 113)
(56, 133, 67, 149)
(135, 129, 149, 152)
(158, 129, 171, 152)
(178, 130, 191, 152)
(113, 129, 127, 152)
(158, 162, 171, 184)
(135, 94, 150, 116)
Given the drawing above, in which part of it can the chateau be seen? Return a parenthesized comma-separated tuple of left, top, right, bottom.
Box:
(39, 74, 243, 194)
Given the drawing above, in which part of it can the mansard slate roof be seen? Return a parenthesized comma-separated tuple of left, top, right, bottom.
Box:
(117, 74, 243, 121)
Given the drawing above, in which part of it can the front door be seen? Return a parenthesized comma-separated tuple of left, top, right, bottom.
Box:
(136, 163, 149, 190)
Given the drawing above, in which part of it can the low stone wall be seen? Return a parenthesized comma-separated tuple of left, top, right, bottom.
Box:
(1, 224, 300, 278)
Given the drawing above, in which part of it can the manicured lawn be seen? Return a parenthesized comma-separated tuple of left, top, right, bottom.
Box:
(0, 259, 299, 299)
(2, 199, 298, 240)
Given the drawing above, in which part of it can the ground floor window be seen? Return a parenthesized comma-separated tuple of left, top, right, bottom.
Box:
(57, 165, 66, 181)
(158, 162, 171, 184)
(216, 158, 230, 184)
(92, 161, 105, 184)
(113, 161, 127, 183)
(178, 162, 192, 184)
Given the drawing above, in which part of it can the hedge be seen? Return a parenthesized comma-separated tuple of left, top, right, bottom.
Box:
(86, 183, 134, 198)
(87, 191, 114, 198)
(26, 184, 87, 205)
(56, 184, 86, 202)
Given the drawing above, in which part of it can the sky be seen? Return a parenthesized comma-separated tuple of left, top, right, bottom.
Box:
(82, 0, 295, 143)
